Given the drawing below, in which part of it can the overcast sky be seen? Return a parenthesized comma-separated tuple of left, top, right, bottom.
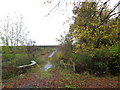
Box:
(0, 0, 119, 45)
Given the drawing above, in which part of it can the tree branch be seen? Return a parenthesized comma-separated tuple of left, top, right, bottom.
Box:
(104, 1, 120, 22)
(47, 0, 61, 15)
(98, 0, 111, 21)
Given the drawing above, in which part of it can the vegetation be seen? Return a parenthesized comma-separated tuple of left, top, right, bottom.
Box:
(2, 45, 55, 80)
(0, 16, 36, 46)
(2, 58, 119, 88)
(1, 0, 120, 88)
(56, 1, 120, 77)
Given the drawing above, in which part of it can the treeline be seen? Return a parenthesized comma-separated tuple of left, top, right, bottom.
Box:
(56, 1, 120, 77)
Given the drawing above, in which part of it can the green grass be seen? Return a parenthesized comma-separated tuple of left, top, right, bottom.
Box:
(15, 53, 27, 57)
(2, 47, 120, 88)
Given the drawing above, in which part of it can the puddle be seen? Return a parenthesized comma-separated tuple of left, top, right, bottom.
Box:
(48, 50, 57, 58)
(40, 50, 57, 72)
(44, 61, 52, 72)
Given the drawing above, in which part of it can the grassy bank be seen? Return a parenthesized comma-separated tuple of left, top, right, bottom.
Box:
(2, 46, 54, 80)
(2, 47, 119, 88)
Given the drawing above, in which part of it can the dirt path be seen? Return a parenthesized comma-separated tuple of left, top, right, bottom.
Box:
(2, 51, 120, 88)
(2, 51, 61, 88)
(2, 65, 62, 88)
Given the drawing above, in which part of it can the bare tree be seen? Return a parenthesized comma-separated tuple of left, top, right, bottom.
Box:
(0, 15, 35, 46)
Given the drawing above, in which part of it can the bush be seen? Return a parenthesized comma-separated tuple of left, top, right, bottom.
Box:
(89, 49, 109, 76)
(107, 43, 120, 75)
(2, 66, 17, 79)
(2, 46, 15, 62)
(73, 52, 92, 73)
(75, 62, 87, 74)
(74, 44, 120, 76)
(2, 46, 39, 79)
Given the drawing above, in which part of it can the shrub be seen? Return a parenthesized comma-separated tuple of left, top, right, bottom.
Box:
(2, 66, 17, 79)
(74, 44, 120, 76)
(107, 43, 120, 75)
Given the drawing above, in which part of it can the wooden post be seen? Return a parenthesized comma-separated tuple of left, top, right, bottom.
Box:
(73, 62, 76, 72)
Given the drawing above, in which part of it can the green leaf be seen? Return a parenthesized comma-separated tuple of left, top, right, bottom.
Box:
(65, 85, 71, 88)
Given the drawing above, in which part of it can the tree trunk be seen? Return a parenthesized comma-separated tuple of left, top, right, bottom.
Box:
(73, 62, 76, 72)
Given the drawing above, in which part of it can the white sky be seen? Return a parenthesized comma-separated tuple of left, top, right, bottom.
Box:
(0, 0, 119, 45)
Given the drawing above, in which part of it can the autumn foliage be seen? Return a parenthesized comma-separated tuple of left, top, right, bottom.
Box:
(57, 1, 120, 76)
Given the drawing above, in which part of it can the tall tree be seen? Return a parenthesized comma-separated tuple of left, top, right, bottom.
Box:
(0, 16, 35, 46)
(66, 1, 119, 53)
(43, 0, 120, 19)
